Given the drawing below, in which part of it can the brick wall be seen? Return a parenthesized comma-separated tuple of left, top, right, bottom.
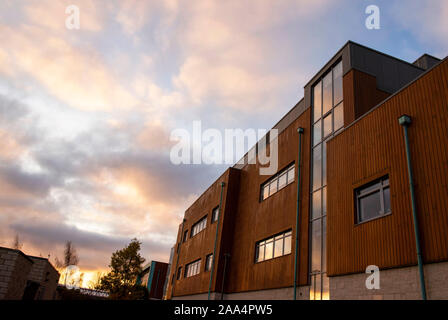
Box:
(330, 261, 448, 300)
(0, 248, 33, 300)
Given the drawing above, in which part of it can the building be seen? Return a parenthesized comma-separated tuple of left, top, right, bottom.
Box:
(165, 41, 448, 300)
(136, 260, 169, 299)
(0, 247, 60, 300)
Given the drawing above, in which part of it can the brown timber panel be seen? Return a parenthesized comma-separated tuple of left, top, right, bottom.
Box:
(327, 59, 448, 276)
(226, 108, 311, 293)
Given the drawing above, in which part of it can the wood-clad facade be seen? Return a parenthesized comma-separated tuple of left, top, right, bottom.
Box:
(327, 58, 448, 276)
(166, 41, 447, 299)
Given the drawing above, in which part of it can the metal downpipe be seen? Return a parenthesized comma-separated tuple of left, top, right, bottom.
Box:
(398, 114, 427, 300)
(294, 127, 304, 300)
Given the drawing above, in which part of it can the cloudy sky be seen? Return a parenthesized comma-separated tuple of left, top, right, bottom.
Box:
(0, 0, 447, 284)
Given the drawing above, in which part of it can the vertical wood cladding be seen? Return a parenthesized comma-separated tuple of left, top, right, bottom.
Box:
(343, 69, 391, 126)
(168, 168, 240, 298)
(327, 59, 448, 276)
(226, 109, 311, 293)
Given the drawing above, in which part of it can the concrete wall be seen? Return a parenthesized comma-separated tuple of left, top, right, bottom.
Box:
(330, 261, 448, 300)
(0, 248, 33, 300)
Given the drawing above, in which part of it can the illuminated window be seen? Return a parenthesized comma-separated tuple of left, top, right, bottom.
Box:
(205, 254, 213, 272)
(260, 163, 295, 201)
(255, 230, 292, 263)
(185, 259, 201, 278)
(191, 216, 207, 237)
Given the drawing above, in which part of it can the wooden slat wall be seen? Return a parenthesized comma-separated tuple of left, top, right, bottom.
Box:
(167, 169, 235, 298)
(225, 109, 311, 293)
(327, 59, 448, 276)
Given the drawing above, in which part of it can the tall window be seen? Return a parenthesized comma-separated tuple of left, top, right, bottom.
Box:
(183, 230, 188, 242)
(310, 60, 343, 300)
(185, 259, 201, 278)
(205, 254, 213, 272)
(260, 163, 295, 201)
(356, 176, 390, 223)
(191, 216, 207, 237)
(177, 267, 182, 280)
(211, 206, 219, 223)
(255, 230, 292, 263)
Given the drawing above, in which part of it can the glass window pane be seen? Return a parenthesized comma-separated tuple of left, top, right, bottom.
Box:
(323, 113, 332, 137)
(334, 102, 344, 131)
(257, 244, 265, 262)
(274, 238, 283, 258)
(311, 273, 322, 300)
(323, 187, 327, 214)
(269, 180, 278, 196)
(311, 219, 322, 273)
(313, 145, 322, 191)
(278, 173, 287, 189)
(333, 62, 343, 105)
(313, 81, 322, 122)
(265, 241, 273, 260)
(313, 120, 321, 146)
(322, 275, 330, 300)
(359, 191, 381, 222)
(263, 185, 269, 200)
(312, 190, 322, 219)
(287, 166, 295, 184)
(384, 187, 391, 213)
(358, 181, 381, 196)
(322, 72, 332, 115)
(284, 234, 291, 255)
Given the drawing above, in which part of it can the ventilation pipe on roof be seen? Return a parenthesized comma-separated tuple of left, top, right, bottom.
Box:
(208, 182, 226, 300)
(398, 114, 427, 300)
(294, 127, 304, 300)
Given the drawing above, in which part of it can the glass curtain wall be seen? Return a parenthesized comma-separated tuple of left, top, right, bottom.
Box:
(310, 61, 343, 300)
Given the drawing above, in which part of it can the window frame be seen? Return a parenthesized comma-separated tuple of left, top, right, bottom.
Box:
(185, 259, 201, 278)
(355, 176, 391, 224)
(211, 206, 219, 223)
(183, 230, 189, 242)
(254, 230, 292, 263)
(191, 215, 207, 238)
(260, 163, 295, 201)
(205, 254, 213, 272)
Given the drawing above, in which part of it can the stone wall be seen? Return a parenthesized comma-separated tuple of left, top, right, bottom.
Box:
(329, 261, 448, 300)
(0, 248, 33, 300)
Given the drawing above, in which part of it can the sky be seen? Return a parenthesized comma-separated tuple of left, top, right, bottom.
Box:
(0, 0, 447, 286)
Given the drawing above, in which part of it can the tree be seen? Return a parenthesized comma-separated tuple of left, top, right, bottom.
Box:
(96, 238, 147, 300)
(12, 234, 23, 250)
(55, 241, 80, 286)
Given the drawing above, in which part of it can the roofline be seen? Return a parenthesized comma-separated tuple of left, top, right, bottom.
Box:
(0, 246, 34, 264)
(328, 55, 447, 142)
(304, 40, 426, 88)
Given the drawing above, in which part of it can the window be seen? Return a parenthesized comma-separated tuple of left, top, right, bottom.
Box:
(183, 230, 188, 242)
(211, 206, 219, 223)
(205, 254, 213, 272)
(191, 216, 207, 237)
(255, 230, 292, 263)
(310, 60, 343, 300)
(185, 259, 201, 278)
(356, 176, 391, 223)
(260, 163, 295, 201)
(177, 267, 182, 280)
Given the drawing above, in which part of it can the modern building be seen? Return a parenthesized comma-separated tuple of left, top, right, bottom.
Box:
(165, 41, 448, 300)
(136, 260, 169, 300)
(0, 247, 60, 300)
